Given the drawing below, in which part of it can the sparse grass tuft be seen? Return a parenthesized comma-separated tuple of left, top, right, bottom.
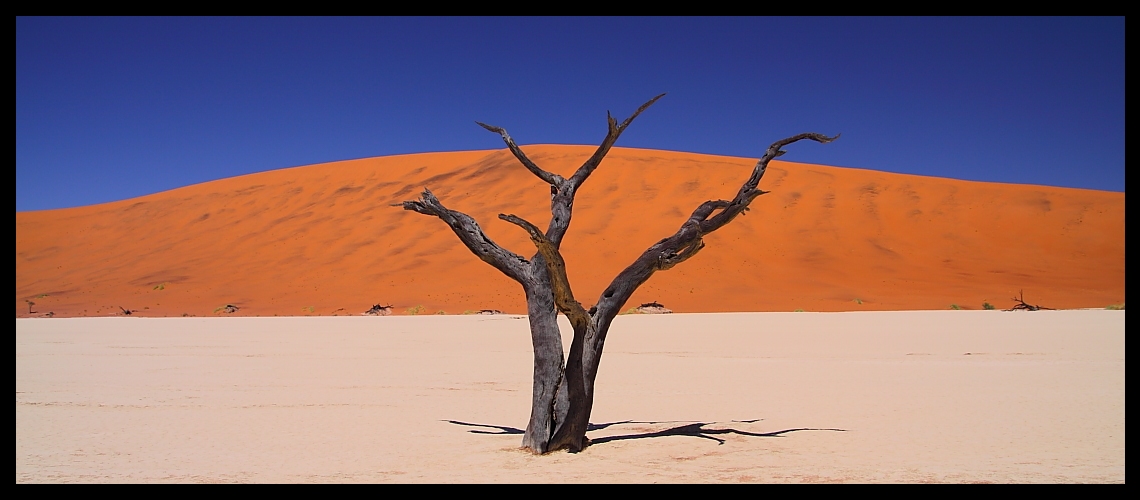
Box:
(407, 305, 426, 315)
(853, 298, 863, 305)
(435, 310, 446, 315)
(949, 304, 961, 310)
(1105, 304, 1125, 310)
(303, 306, 315, 313)
(153, 283, 166, 291)
(794, 309, 805, 312)
(982, 302, 996, 310)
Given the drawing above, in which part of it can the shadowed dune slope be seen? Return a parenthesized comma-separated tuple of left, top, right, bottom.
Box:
(16, 146, 1124, 317)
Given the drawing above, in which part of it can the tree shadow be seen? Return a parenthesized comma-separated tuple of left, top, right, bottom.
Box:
(444, 420, 524, 435)
(444, 419, 846, 447)
(587, 420, 846, 446)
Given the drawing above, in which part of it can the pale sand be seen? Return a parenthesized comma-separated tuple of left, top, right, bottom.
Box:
(16, 310, 1124, 483)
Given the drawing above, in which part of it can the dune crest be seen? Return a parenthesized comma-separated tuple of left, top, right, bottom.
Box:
(15, 146, 1124, 317)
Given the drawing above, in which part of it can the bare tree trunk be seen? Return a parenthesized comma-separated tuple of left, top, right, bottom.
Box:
(519, 257, 569, 453)
(400, 94, 836, 454)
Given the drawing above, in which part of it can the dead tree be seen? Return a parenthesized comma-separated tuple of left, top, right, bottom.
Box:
(399, 94, 837, 453)
(1007, 290, 1053, 311)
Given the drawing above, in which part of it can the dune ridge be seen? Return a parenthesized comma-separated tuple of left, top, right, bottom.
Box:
(15, 146, 1124, 317)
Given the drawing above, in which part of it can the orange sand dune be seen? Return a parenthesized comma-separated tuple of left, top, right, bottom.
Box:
(15, 146, 1124, 318)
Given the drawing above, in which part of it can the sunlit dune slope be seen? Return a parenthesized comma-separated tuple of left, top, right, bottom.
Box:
(15, 146, 1124, 317)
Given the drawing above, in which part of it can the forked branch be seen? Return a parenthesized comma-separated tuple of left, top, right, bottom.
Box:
(398, 189, 530, 283)
(541, 94, 667, 248)
(702, 132, 839, 233)
(476, 122, 565, 187)
(500, 213, 590, 327)
(592, 132, 839, 321)
(567, 93, 666, 191)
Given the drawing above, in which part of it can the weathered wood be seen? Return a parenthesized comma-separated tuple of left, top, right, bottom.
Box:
(1007, 289, 1054, 311)
(499, 213, 589, 329)
(399, 188, 530, 283)
(399, 95, 837, 454)
(476, 122, 564, 187)
(520, 259, 568, 454)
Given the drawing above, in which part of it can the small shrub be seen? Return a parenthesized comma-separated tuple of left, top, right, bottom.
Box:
(407, 305, 426, 315)
(853, 298, 863, 305)
(435, 310, 446, 315)
(1105, 304, 1125, 310)
(794, 309, 805, 312)
(153, 283, 166, 291)
(982, 302, 995, 310)
(949, 304, 961, 310)
(303, 306, 315, 313)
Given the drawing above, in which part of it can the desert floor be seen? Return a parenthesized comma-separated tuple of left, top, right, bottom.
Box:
(16, 310, 1124, 483)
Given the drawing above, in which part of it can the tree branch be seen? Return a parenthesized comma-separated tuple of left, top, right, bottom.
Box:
(398, 188, 530, 283)
(687, 200, 732, 224)
(540, 94, 667, 248)
(592, 131, 839, 321)
(476, 122, 565, 187)
(566, 93, 666, 191)
(738, 132, 840, 201)
(500, 213, 590, 328)
(658, 233, 705, 271)
(699, 132, 840, 233)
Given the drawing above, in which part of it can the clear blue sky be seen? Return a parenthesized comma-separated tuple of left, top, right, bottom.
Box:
(16, 17, 1124, 212)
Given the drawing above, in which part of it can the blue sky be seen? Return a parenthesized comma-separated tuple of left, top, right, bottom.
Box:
(16, 17, 1124, 212)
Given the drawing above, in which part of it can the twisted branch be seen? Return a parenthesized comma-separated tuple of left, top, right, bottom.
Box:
(398, 189, 530, 283)
(567, 93, 666, 191)
(476, 122, 565, 187)
(499, 213, 590, 328)
(592, 132, 839, 321)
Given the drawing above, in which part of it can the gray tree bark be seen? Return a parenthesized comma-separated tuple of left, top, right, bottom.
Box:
(400, 95, 837, 453)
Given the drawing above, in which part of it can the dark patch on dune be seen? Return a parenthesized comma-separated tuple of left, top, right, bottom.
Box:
(676, 180, 701, 194)
(867, 240, 901, 259)
(392, 184, 418, 199)
(265, 211, 315, 230)
(21, 288, 79, 300)
(128, 274, 191, 287)
(234, 185, 266, 196)
(363, 180, 401, 196)
(800, 248, 827, 264)
(859, 183, 881, 216)
(420, 170, 463, 188)
(334, 185, 364, 196)
(822, 192, 836, 209)
(784, 192, 802, 208)
(18, 246, 63, 262)
(1028, 196, 1052, 212)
